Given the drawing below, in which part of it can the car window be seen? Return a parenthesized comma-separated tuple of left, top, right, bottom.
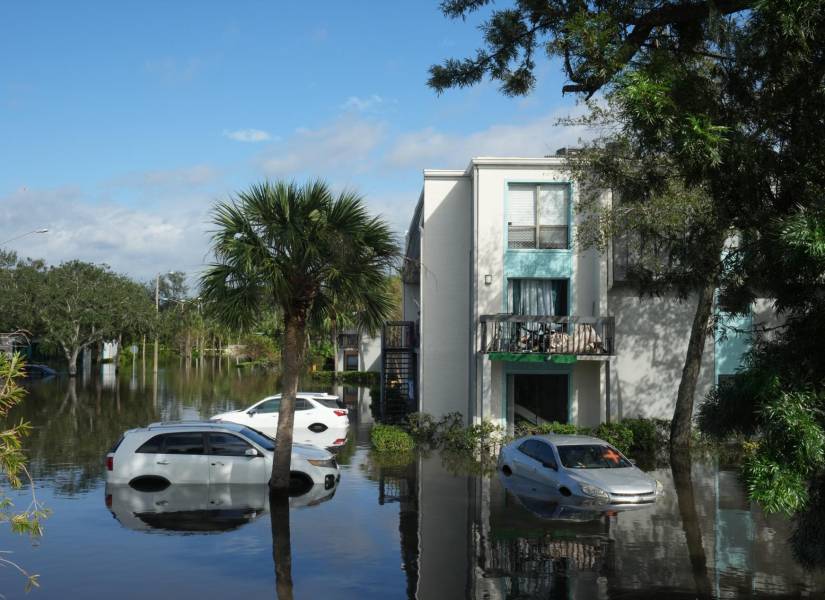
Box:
(517, 440, 538, 460)
(557, 444, 632, 469)
(315, 398, 343, 409)
(255, 398, 280, 413)
(208, 433, 253, 456)
(163, 433, 205, 455)
(136, 434, 165, 454)
(295, 399, 310, 411)
(532, 441, 557, 468)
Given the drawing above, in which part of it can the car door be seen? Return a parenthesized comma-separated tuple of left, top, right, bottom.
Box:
(152, 432, 209, 484)
(293, 398, 314, 430)
(511, 440, 539, 478)
(207, 432, 268, 484)
(248, 398, 280, 436)
(530, 441, 561, 486)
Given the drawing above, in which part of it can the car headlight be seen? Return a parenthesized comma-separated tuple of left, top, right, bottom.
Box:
(307, 457, 337, 469)
(655, 479, 664, 496)
(580, 484, 610, 502)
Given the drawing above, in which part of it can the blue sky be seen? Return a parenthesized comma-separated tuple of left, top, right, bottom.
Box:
(0, 1, 587, 282)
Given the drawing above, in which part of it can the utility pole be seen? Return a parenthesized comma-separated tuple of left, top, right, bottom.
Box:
(153, 274, 160, 374)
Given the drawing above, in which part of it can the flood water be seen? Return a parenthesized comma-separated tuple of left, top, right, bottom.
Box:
(1, 362, 824, 599)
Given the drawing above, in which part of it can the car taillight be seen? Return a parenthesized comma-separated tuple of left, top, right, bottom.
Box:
(106, 456, 113, 471)
(333, 438, 346, 446)
(334, 410, 347, 417)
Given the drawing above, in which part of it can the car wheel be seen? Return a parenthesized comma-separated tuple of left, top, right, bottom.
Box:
(129, 476, 171, 491)
(308, 423, 328, 433)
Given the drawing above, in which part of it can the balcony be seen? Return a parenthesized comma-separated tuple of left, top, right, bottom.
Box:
(480, 315, 614, 357)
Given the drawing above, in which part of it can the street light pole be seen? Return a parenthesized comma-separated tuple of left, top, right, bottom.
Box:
(153, 274, 159, 374)
(0, 228, 49, 246)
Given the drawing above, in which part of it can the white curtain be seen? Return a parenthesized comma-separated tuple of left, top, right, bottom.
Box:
(509, 279, 556, 316)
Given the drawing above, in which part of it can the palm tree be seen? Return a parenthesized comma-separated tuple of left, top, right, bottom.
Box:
(200, 180, 398, 492)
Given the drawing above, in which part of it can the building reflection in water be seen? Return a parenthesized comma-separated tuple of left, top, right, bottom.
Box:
(371, 451, 825, 600)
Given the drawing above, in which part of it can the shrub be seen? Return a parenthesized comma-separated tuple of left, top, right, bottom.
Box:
(592, 422, 634, 455)
(515, 420, 585, 438)
(371, 424, 414, 452)
(406, 412, 439, 443)
(620, 418, 659, 453)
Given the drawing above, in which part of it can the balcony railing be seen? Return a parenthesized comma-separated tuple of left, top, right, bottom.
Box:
(480, 315, 614, 356)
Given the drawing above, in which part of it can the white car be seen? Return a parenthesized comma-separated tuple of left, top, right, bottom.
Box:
(498, 434, 663, 506)
(105, 421, 339, 490)
(210, 392, 349, 438)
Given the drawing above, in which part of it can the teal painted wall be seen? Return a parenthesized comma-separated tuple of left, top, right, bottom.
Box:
(714, 310, 752, 380)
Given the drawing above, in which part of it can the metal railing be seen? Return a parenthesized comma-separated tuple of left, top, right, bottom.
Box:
(480, 315, 614, 355)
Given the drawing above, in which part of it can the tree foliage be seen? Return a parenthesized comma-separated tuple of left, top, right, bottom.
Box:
(430, 0, 825, 509)
(0, 352, 48, 591)
(201, 180, 398, 491)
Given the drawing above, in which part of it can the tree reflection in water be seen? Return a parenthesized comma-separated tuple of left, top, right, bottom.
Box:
(670, 449, 713, 600)
(270, 492, 294, 600)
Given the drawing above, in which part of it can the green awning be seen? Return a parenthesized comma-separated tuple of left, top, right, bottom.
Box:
(487, 352, 577, 364)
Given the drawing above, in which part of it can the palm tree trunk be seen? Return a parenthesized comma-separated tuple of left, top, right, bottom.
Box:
(270, 492, 294, 600)
(670, 281, 716, 448)
(270, 317, 304, 492)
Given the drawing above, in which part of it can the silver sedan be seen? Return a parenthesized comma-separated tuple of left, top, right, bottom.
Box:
(498, 433, 663, 505)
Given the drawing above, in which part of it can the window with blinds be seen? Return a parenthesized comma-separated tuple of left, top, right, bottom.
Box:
(507, 183, 569, 249)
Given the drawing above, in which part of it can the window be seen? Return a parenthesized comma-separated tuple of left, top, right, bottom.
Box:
(508, 183, 569, 250)
(557, 444, 632, 469)
(344, 352, 359, 371)
(295, 398, 311, 411)
(163, 433, 205, 455)
(208, 433, 253, 456)
(518, 440, 557, 468)
(255, 398, 280, 413)
(136, 434, 164, 454)
(508, 279, 568, 316)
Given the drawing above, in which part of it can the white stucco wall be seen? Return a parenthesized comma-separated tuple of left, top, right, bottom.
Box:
(420, 173, 472, 420)
(608, 287, 715, 419)
(359, 333, 381, 373)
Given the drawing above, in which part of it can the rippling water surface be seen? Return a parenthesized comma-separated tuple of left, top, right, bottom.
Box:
(1, 362, 823, 599)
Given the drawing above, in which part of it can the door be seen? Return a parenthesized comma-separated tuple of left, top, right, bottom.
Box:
(153, 432, 209, 484)
(293, 398, 316, 430)
(513, 374, 569, 424)
(511, 440, 539, 478)
(248, 397, 280, 436)
(207, 433, 268, 484)
(529, 440, 560, 487)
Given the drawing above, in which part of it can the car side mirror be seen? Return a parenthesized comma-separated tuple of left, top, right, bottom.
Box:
(247, 409, 257, 416)
(543, 461, 558, 471)
(245, 448, 261, 457)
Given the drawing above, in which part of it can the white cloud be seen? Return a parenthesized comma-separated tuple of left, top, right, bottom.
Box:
(0, 186, 213, 283)
(223, 128, 273, 143)
(109, 164, 219, 189)
(341, 95, 384, 112)
(386, 108, 593, 169)
(258, 117, 386, 176)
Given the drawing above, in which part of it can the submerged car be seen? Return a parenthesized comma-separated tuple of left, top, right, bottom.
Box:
(210, 392, 349, 437)
(105, 421, 339, 490)
(498, 434, 662, 506)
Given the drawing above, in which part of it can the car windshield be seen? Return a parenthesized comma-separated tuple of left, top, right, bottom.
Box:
(240, 427, 276, 451)
(556, 444, 632, 469)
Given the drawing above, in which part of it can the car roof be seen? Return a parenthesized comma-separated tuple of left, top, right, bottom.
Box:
(531, 433, 611, 446)
(135, 420, 249, 434)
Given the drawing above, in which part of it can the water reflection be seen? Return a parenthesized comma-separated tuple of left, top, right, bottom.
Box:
(105, 482, 337, 535)
(4, 365, 824, 599)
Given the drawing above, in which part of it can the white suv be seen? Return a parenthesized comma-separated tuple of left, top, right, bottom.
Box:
(105, 421, 339, 490)
(211, 392, 349, 437)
